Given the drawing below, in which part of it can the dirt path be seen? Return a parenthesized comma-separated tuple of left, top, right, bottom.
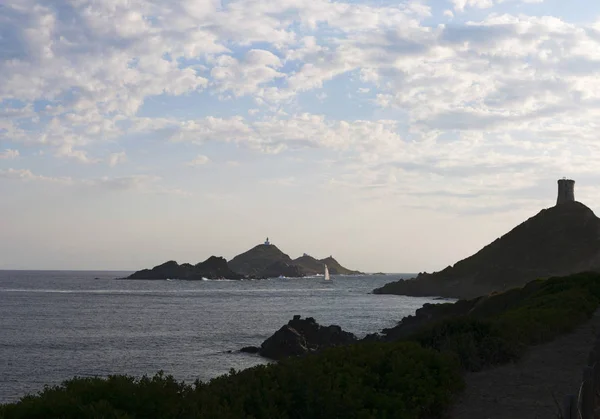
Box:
(450, 310, 600, 419)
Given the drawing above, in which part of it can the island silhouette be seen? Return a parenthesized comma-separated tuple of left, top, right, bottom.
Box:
(127, 239, 361, 280)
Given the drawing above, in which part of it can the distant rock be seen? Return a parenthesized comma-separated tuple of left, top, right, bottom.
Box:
(255, 315, 358, 360)
(228, 244, 362, 278)
(240, 346, 260, 354)
(293, 254, 363, 276)
(127, 256, 244, 280)
(373, 201, 600, 299)
(291, 255, 324, 275)
(228, 244, 295, 277)
(318, 256, 362, 275)
(261, 261, 305, 278)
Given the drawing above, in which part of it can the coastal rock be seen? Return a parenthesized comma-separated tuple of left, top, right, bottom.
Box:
(127, 256, 244, 280)
(240, 346, 260, 354)
(257, 315, 358, 360)
(261, 261, 305, 278)
(228, 243, 361, 278)
(374, 201, 600, 299)
(292, 254, 362, 275)
(318, 256, 362, 275)
(228, 244, 295, 277)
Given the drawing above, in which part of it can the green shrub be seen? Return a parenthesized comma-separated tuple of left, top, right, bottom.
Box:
(406, 272, 600, 371)
(0, 343, 463, 419)
(411, 318, 522, 371)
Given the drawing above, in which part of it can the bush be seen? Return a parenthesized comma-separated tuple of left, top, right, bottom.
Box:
(411, 318, 522, 371)
(0, 343, 463, 419)
(406, 272, 600, 371)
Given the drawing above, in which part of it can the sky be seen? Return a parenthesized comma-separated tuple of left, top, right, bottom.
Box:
(2, 0, 600, 272)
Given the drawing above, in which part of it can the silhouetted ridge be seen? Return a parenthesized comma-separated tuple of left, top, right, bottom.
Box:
(127, 243, 362, 280)
(228, 244, 361, 277)
(374, 201, 600, 299)
(228, 244, 293, 276)
(128, 256, 243, 280)
(318, 256, 361, 275)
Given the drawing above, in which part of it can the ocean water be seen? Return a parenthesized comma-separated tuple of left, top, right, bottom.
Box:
(0, 271, 442, 403)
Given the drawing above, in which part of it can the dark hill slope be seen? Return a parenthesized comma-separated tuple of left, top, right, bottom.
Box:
(292, 255, 324, 274)
(228, 244, 293, 276)
(128, 256, 243, 280)
(319, 256, 362, 275)
(374, 201, 600, 299)
(230, 246, 362, 277)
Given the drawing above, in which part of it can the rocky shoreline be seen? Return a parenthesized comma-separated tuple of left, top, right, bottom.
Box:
(238, 299, 465, 360)
(239, 315, 358, 360)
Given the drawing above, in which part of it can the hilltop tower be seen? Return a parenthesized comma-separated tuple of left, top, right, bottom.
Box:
(556, 178, 575, 205)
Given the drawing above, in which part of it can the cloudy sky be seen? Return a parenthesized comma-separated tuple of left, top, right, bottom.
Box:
(1, 0, 600, 272)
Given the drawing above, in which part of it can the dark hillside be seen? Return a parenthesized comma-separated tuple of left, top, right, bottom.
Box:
(228, 244, 293, 276)
(374, 201, 600, 299)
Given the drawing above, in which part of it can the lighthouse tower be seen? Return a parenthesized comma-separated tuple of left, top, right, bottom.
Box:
(556, 178, 575, 205)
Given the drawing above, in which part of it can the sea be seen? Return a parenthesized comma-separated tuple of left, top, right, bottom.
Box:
(0, 271, 444, 403)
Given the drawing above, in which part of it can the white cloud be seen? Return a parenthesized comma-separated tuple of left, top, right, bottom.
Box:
(186, 154, 211, 166)
(453, 0, 544, 12)
(452, 0, 494, 12)
(0, 168, 189, 195)
(0, 149, 19, 159)
(2, 0, 600, 215)
(108, 152, 127, 167)
(143, 113, 403, 155)
(55, 144, 100, 164)
(210, 49, 285, 97)
(0, 168, 72, 184)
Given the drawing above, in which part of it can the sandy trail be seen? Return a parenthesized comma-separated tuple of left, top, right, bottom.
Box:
(449, 310, 600, 419)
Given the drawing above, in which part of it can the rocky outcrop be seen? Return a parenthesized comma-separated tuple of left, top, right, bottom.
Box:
(374, 201, 600, 299)
(293, 255, 363, 275)
(291, 255, 324, 275)
(261, 261, 305, 278)
(318, 256, 362, 275)
(228, 244, 295, 277)
(127, 256, 244, 280)
(228, 244, 362, 278)
(249, 315, 358, 360)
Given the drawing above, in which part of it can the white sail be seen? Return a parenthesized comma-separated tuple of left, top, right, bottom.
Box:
(324, 264, 330, 281)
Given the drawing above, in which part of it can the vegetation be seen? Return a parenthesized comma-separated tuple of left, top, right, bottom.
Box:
(2, 272, 600, 418)
(409, 272, 600, 371)
(0, 343, 462, 419)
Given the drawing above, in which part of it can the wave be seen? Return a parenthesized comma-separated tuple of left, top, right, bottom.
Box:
(0, 287, 337, 294)
(0, 289, 165, 294)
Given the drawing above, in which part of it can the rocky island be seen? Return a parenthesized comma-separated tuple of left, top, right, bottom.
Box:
(127, 256, 244, 280)
(374, 179, 600, 299)
(126, 238, 362, 280)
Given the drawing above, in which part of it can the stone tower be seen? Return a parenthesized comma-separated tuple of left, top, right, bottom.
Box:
(556, 178, 575, 205)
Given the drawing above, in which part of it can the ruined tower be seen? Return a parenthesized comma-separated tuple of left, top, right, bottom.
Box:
(556, 178, 575, 205)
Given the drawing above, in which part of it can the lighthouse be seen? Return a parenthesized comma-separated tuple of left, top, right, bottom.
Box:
(264, 237, 271, 246)
(556, 178, 575, 205)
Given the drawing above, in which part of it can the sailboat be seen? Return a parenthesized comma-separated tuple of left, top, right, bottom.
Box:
(324, 264, 331, 281)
